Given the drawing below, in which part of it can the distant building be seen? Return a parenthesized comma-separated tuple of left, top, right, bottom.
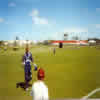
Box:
(88, 38, 100, 45)
(51, 40, 88, 46)
(88, 40, 96, 46)
(96, 39, 100, 45)
(7, 40, 34, 47)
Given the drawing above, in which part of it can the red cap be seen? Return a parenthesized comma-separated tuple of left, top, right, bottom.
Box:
(37, 68, 45, 80)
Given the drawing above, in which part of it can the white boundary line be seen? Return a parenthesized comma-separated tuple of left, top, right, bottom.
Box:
(81, 88, 100, 100)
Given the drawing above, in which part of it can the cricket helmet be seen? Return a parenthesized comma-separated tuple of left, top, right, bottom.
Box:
(37, 68, 45, 80)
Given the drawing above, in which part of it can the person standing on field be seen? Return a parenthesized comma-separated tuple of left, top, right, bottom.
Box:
(22, 47, 33, 90)
(53, 48, 56, 55)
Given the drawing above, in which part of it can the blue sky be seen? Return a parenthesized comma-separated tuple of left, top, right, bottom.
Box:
(0, 0, 100, 40)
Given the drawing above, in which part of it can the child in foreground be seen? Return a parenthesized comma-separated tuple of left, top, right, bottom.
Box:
(31, 68, 49, 100)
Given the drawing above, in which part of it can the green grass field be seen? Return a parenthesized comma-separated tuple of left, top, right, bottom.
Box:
(0, 45, 100, 100)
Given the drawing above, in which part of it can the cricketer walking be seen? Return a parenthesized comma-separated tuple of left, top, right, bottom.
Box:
(22, 47, 33, 90)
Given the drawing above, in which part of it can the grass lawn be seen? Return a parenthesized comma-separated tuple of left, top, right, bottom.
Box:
(0, 45, 100, 100)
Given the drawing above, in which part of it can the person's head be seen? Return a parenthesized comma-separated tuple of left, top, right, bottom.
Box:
(25, 47, 29, 53)
(37, 68, 45, 80)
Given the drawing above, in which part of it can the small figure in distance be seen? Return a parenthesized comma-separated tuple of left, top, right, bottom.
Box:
(53, 47, 56, 55)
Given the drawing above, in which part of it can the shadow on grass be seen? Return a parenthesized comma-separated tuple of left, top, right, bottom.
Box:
(16, 82, 32, 90)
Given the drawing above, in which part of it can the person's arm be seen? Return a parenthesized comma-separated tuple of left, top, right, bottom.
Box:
(44, 87, 49, 100)
(30, 84, 35, 100)
(30, 84, 34, 96)
(22, 55, 25, 65)
(22, 54, 25, 62)
(30, 53, 34, 63)
(30, 90, 33, 96)
(42, 85, 49, 100)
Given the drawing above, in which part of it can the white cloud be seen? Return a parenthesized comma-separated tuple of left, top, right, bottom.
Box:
(30, 9, 39, 17)
(30, 9, 48, 25)
(32, 16, 48, 25)
(8, 2, 16, 7)
(0, 18, 5, 23)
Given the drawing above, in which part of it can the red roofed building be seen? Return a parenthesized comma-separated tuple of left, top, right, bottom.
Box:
(51, 40, 88, 45)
